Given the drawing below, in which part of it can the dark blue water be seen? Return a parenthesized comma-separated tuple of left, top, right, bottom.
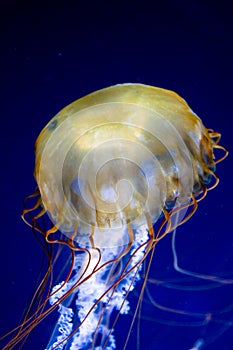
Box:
(1, 1, 232, 349)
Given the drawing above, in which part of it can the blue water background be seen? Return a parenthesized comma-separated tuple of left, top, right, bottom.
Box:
(0, 1, 232, 349)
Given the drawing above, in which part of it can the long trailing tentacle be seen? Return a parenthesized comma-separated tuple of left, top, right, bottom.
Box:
(2, 192, 83, 349)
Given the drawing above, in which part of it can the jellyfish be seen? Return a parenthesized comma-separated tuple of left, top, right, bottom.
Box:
(2, 84, 228, 349)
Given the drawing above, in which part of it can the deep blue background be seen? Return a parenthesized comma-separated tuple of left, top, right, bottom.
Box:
(0, 1, 232, 349)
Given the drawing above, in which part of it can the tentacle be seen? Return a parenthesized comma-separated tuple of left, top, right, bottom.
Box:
(212, 144, 229, 164)
(194, 183, 207, 202)
(208, 129, 221, 144)
(154, 195, 198, 242)
(206, 170, 219, 191)
(207, 128, 228, 164)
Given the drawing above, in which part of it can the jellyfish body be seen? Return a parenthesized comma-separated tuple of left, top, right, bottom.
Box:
(35, 83, 215, 243)
(3, 84, 227, 349)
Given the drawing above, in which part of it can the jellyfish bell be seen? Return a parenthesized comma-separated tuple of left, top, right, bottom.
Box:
(35, 84, 214, 247)
(2, 84, 228, 349)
